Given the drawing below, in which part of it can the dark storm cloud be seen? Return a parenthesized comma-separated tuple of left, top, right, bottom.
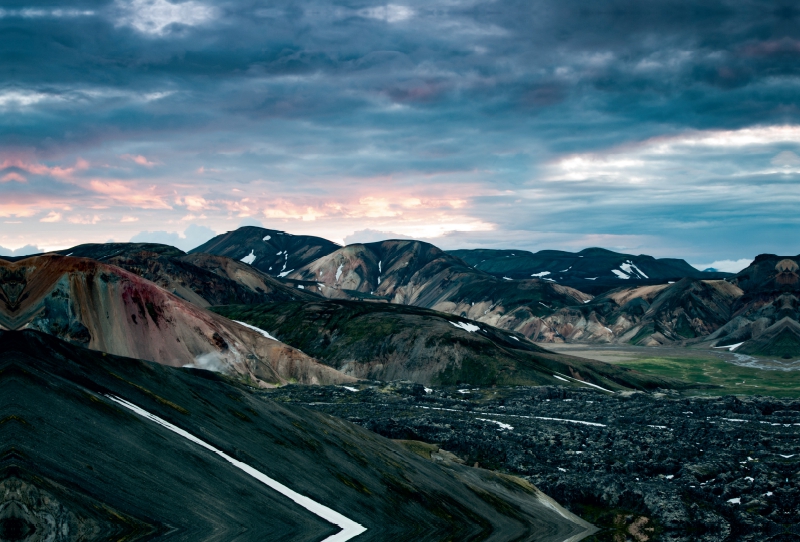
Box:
(1, 0, 800, 259)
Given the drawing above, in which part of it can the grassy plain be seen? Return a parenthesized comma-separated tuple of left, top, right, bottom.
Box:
(544, 343, 800, 398)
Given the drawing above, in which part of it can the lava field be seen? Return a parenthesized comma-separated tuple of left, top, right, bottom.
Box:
(264, 383, 800, 542)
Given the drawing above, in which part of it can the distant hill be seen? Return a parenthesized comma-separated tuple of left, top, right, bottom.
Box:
(190, 226, 340, 277)
(449, 247, 732, 295)
(705, 254, 800, 358)
(286, 239, 592, 336)
(213, 299, 688, 391)
(529, 278, 743, 346)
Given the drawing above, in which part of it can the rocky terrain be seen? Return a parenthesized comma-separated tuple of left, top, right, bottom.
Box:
(266, 382, 800, 542)
(190, 226, 340, 277)
(214, 300, 688, 390)
(0, 254, 348, 386)
(449, 247, 731, 296)
(1, 329, 597, 542)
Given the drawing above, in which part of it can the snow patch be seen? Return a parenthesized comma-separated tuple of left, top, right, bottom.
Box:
(297, 285, 304, 289)
(263, 235, 271, 241)
(665, 475, 674, 480)
(235, 320, 278, 341)
(531, 271, 551, 278)
(713, 342, 744, 351)
(585, 277, 597, 280)
(553, 375, 569, 382)
(240, 250, 256, 265)
(612, 269, 630, 279)
(424, 387, 433, 394)
(278, 269, 294, 278)
(342, 386, 359, 392)
(450, 321, 481, 333)
(620, 260, 648, 278)
(477, 418, 513, 431)
(378, 260, 382, 273)
(727, 497, 741, 504)
(335, 263, 344, 281)
(503, 277, 513, 281)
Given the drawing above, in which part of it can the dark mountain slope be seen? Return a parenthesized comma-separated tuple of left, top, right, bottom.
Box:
(190, 226, 340, 277)
(450, 247, 731, 295)
(0, 255, 349, 386)
(54, 242, 316, 307)
(0, 330, 596, 542)
(288, 240, 591, 337)
(213, 299, 690, 391)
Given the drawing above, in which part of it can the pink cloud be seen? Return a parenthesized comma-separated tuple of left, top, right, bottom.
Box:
(121, 154, 158, 167)
(1, 172, 26, 183)
(0, 156, 89, 179)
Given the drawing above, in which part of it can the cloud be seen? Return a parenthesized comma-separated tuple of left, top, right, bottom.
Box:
(121, 154, 158, 167)
(40, 212, 62, 223)
(344, 229, 414, 244)
(0, 244, 43, 257)
(358, 5, 414, 23)
(115, 0, 217, 36)
(130, 224, 216, 251)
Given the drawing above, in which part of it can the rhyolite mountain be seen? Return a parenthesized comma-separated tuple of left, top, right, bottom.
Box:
(707, 254, 800, 357)
(1, 329, 597, 542)
(285, 239, 592, 336)
(54, 242, 317, 307)
(190, 226, 340, 277)
(213, 299, 688, 390)
(529, 279, 744, 346)
(449, 247, 731, 295)
(0, 254, 349, 386)
(529, 254, 800, 359)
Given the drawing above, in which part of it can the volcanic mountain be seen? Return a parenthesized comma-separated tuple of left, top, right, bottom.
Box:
(190, 225, 340, 277)
(1, 329, 596, 541)
(286, 240, 591, 335)
(450, 247, 731, 295)
(213, 298, 687, 391)
(55, 242, 317, 308)
(0, 254, 349, 386)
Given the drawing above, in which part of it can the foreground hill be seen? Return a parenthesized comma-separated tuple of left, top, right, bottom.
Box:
(450, 247, 731, 295)
(55, 242, 316, 307)
(213, 299, 689, 391)
(1, 329, 597, 541)
(190, 226, 340, 277)
(286, 239, 592, 334)
(0, 255, 348, 386)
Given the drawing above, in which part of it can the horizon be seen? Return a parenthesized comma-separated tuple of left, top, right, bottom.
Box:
(3, 1, 799, 272)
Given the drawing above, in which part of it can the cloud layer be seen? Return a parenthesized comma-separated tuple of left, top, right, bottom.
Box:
(1, 0, 800, 261)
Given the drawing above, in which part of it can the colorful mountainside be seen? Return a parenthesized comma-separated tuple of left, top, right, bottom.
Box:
(286, 239, 591, 332)
(0, 254, 348, 386)
(55, 242, 317, 307)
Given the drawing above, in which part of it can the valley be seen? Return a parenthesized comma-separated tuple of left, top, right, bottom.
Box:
(1, 225, 798, 541)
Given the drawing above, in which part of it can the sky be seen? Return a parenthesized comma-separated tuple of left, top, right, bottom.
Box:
(2, 0, 800, 271)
